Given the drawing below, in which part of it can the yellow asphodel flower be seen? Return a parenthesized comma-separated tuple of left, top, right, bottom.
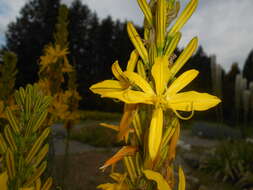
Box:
(91, 56, 221, 159)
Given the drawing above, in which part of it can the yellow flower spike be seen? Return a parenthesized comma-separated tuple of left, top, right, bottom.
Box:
(0, 171, 8, 190)
(151, 57, 170, 95)
(168, 0, 199, 36)
(137, 60, 147, 80)
(137, 0, 153, 27)
(124, 71, 154, 95)
(170, 37, 198, 78)
(164, 32, 182, 59)
(127, 22, 149, 63)
(149, 107, 163, 160)
(178, 167, 186, 190)
(126, 50, 139, 72)
(156, 0, 167, 52)
(143, 169, 172, 190)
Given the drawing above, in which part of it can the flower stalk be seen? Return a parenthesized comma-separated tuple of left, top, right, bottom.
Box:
(90, 0, 221, 190)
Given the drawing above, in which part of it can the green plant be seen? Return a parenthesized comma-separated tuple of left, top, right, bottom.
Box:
(0, 84, 52, 190)
(200, 140, 253, 188)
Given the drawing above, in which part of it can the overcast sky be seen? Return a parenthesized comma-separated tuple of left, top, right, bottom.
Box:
(0, 0, 253, 71)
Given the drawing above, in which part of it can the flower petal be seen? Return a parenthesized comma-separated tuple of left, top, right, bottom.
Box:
(151, 57, 170, 95)
(126, 50, 139, 72)
(124, 71, 154, 94)
(143, 169, 172, 190)
(127, 22, 148, 63)
(168, 0, 199, 36)
(168, 91, 221, 111)
(178, 167, 186, 190)
(89, 80, 126, 95)
(149, 107, 163, 160)
(100, 146, 137, 170)
(0, 171, 8, 190)
(102, 90, 154, 104)
(168, 121, 180, 162)
(170, 37, 198, 78)
(164, 32, 182, 58)
(111, 61, 125, 81)
(118, 104, 137, 141)
(166, 69, 199, 95)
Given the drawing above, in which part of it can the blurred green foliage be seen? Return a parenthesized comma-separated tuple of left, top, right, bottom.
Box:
(70, 124, 118, 147)
(200, 140, 253, 188)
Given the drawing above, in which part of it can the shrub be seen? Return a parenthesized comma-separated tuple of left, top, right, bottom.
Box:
(200, 140, 253, 188)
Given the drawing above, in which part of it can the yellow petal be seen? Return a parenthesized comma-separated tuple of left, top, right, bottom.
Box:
(0, 171, 8, 190)
(166, 69, 199, 95)
(100, 123, 119, 131)
(89, 80, 126, 95)
(118, 104, 137, 141)
(35, 178, 41, 190)
(168, 121, 180, 162)
(102, 90, 154, 104)
(97, 183, 116, 190)
(111, 61, 125, 81)
(149, 108, 163, 160)
(168, 91, 221, 111)
(124, 71, 154, 94)
(168, 0, 199, 36)
(100, 146, 137, 170)
(178, 167, 186, 190)
(137, 0, 153, 27)
(151, 57, 170, 95)
(137, 60, 147, 80)
(19, 188, 34, 190)
(127, 22, 148, 63)
(170, 37, 198, 78)
(126, 50, 139, 72)
(143, 169, 172, 190)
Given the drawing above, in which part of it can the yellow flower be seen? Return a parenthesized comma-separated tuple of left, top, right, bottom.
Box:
(90, 56, 220, 159)
(91, 56, 220, 112)
(45, 44, 69, 59)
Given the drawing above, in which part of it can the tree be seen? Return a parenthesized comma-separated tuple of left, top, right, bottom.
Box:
(243, 49, 253, 82)
(223, 63, 240, 124)
(5, 0, 60, 87)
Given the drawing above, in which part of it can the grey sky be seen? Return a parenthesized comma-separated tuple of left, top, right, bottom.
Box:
(1, 0, 253, 71)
